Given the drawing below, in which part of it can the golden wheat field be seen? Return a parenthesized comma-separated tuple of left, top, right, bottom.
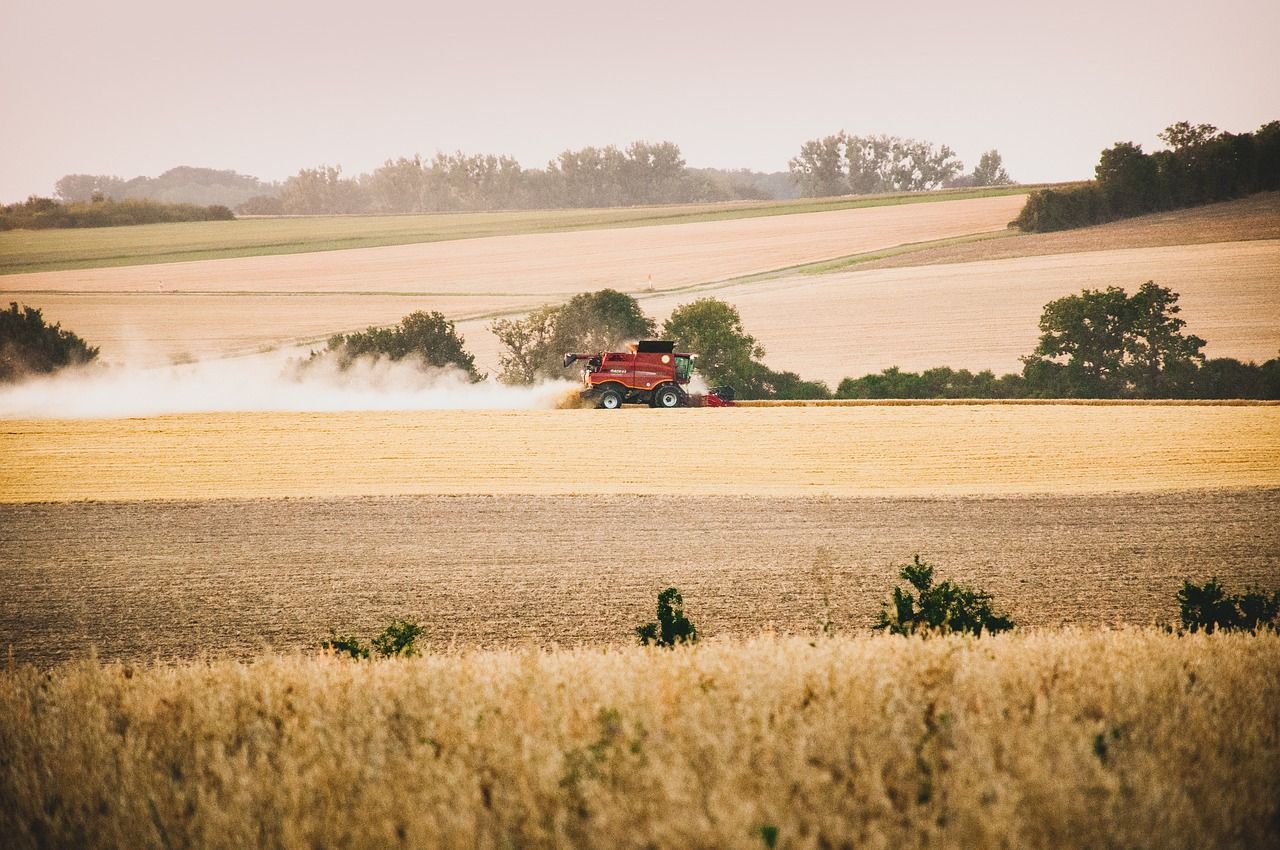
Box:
(0, 194, 1026, 366)
(3, 406, 1278, 502)
(2, 631, 1277, 850)
(2, 488, 1275, 664)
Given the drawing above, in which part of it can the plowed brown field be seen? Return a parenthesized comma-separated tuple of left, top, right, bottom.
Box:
(3, 406, 1277, 503)
(2, 489, 1277, 665)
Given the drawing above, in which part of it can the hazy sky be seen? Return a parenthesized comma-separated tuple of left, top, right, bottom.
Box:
(2, 0, 1277, 202)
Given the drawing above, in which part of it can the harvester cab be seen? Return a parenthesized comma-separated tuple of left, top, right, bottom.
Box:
(563, 340, 734, 409)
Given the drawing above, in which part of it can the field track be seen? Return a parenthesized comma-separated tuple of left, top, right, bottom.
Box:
(2, 489, 1276, 664)
(2, 406, 1277, 503)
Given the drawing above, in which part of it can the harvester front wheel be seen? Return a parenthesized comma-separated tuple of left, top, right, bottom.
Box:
(654, 385, 682, 409)
(597, 387, 623, 409)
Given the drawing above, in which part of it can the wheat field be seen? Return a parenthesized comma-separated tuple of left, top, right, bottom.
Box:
(2, 406, 1278, 502)
(2, 631, 1277, 850)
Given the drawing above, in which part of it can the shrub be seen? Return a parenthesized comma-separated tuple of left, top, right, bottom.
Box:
(320, 311, 483, 380)
(321, 618, 423, 658)
(321, 631, 370, 659)
(636, 587, 698, 647)
(370, 618, 424, 657)
(874, 555, 1014, 637)
(1177, 579, 1279, 634)
(0, 302, 99, 382)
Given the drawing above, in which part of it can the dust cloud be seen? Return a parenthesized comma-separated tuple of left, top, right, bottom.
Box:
(0, 350, 578, 419)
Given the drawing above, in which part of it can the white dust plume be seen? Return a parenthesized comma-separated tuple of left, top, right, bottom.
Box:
(0, 350, 579, 419)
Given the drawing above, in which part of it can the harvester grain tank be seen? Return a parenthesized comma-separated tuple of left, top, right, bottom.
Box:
(562, 339, 735, 408)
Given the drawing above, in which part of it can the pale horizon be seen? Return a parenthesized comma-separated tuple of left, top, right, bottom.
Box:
(2, 0, 1277, 203)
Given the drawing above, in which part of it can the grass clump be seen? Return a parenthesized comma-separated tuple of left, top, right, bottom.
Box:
(874, 555, 1014, 636)
(636, 587, 698, 647)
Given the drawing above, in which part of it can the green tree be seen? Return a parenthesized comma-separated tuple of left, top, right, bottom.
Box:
(1158, 121, 1220, 151)
(0, 302, 99, 382)
(1021, 282, 1204, 398)
(1123, 281, 1206, 395)
(280, 165, 368, 214)
(491, 305, 560, 384)
(661, 298, 764, 388)
(790, 132, 964, 196)
(971, 150, 1013, 186)
(788, 134, 848, 197)
(552, 289, 655, 355)
(1095, 142, 1161, 216)
(490, 290, 655, 384)
(322, 311, 482, 380)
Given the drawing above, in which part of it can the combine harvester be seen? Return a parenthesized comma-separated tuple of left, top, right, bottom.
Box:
(563, 340, 735, 409)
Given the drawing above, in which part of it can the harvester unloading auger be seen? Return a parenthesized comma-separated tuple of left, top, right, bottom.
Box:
(563, 340, 735, 409)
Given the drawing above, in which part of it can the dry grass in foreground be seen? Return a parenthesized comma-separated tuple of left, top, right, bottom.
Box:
(2, 631, 1276, 849)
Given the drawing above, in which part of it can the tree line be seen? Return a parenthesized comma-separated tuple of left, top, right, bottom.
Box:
(43, 134, 1011, 218)
(838, 282, 1279, 400)
(244, 143, 790, 215)
(787, 133, 1013, 196)
(1012, 119, 1280, 232)
(304, 283, 1275, 401)
(0, 195, 234, 231)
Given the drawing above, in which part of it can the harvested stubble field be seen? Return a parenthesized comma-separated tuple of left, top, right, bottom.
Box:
(1, 489, 1276, 665)
(636, 238, 1280, 382)
(0, 187, 1034, 275)
(824, 190, 1280, 272)
(2, 406, 1278, 502)
(0, 194, 1026, 365)
(2, 631, 1278, 850)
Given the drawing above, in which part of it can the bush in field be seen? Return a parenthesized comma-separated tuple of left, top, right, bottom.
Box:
(636, 587, 698, 647)
(0, 302, 99, 383)
(370, 618, 424, 657)
(1177, 579, 1279, 634)
(321, 631, 370, 659)
(874, 555, 1014, 636)
(321, 311, 483, 380)
(322, 618, 424, 658)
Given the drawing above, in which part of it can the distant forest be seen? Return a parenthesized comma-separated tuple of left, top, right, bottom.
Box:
(47, 136, 1013, 217)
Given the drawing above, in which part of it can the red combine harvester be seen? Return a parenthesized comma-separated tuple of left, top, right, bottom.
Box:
(563, 340, 736, 409)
